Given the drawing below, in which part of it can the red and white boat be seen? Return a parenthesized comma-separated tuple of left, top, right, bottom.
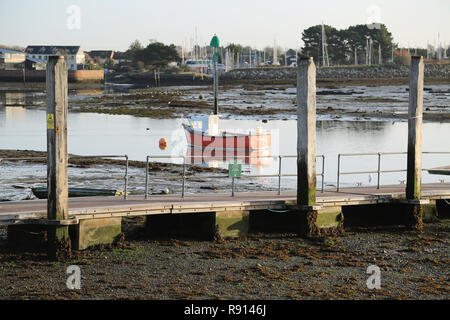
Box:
(182, 35, 271, 159)
(185, 145, 272, 167)
(182, 115, 271, 152)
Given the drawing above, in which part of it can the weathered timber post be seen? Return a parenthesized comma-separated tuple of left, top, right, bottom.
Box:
(46, 56, 71, 259)
(297, 57, 320, 236)
(405, 55, 425, 230)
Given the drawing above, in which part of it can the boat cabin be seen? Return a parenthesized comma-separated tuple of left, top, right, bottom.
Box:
(188, 115, 220, 136)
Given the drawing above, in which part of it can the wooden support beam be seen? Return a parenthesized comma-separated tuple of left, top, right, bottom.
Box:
(46, 56, 71, 259)
(297, 57, 317, 207)
(405, 55, 425, 231)
(406, 56, 424, 200)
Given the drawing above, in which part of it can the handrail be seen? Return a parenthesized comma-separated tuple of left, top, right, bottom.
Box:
(144, 154, 325, 199)
(337, 151, 450, 192)
(0, 154, 129, 200)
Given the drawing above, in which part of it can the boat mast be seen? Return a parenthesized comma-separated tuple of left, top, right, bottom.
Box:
(321, 23, 329, 67)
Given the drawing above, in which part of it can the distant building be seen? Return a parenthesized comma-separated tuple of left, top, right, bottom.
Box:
(0, 48, 26, 69)
(112, 51, 129, 65)
(25, 45, 85, 70)
(86, 50, 114, 65)
(25, 57, 46, 70)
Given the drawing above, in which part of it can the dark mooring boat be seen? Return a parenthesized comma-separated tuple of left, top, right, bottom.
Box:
(31, 187, 125, 199)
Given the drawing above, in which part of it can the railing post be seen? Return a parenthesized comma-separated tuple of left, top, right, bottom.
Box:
(377, 153, 381, 189)
(145, 156, 149, 199)
(278, 156, 282, 195)
(46, 56, 70, 259)
(337, 154, 341, 192)
(231, 176, 235, 197)
(182, 156, 186, 198)
(124, 155, 128, 200)
(321, 155, 325, 193)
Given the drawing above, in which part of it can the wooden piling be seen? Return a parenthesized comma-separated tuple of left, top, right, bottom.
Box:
(405, 55, 425, 230)
(406, 56, 424, 200)
(46, 56, 71, 259)
(297, 57, 320, 237)
(297, 57, 317, 207)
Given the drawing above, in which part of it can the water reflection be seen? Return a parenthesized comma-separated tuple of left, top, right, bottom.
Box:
(185, 146, 272, 172)
(0, 91, 42, 107)
(5, 106, 27, 122)
(317, 119, 391, 132)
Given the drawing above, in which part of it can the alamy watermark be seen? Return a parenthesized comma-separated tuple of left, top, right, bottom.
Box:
(66, 5, 81, 30)
(66, 265, 81, 290)
(366, 5, 382, 29)
(366, 265, 381, 290)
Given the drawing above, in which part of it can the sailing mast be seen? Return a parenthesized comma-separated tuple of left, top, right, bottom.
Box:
(321, 23, 330, 66)
(273, 39, 280, 66)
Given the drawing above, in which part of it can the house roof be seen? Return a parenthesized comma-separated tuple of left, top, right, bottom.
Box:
(87, 50, 114, 59)
(113, 51, 128, 59)
(26, 57, 46, 63)
(25, 46, 81, 55)
(0, 48, 25, 55)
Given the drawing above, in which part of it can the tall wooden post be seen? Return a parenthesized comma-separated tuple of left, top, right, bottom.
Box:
(46, 56, 71, 259)
(297, 57, 319, 237)
(406, 56, 424, 199)
(297, 57, 317, 207)
(405, 55, 424, 230)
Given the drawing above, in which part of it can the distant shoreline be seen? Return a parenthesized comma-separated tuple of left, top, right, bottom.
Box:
(0, 76, 449, 91)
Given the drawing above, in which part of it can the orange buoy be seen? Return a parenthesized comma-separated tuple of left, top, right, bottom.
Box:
(159, 138, 167, 150)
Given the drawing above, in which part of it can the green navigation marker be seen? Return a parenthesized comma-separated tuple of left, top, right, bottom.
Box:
(210, 34, 220, 48)
(229, 163, 242, 178)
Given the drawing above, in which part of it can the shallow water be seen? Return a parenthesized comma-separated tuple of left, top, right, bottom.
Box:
(0, 86, 449, 200)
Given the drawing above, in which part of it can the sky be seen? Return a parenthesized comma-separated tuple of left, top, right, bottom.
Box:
(1, 0, 449, 52)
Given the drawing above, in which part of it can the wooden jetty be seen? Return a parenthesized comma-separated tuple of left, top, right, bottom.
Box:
(2, 184, 449, 250)
(2, 55, 450, 258)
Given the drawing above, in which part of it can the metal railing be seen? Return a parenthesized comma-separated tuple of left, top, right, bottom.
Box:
(0, 154, 129, 199)
(336, 151, 450, 192)
(144, 154, 325, 199)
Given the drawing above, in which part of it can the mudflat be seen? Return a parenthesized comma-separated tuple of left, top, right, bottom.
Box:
(0, 218, 448, 300)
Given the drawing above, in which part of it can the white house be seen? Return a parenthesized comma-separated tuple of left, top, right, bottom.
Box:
(0, 48, 26, 69)
(25, 46, 85, 70)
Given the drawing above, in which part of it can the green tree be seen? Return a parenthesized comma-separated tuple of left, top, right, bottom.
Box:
(127, 40, 144, 62)
(301, 25, 342, 65)
(301, 24, 395, 65)
(130, 42, 180, 68)
(345, 24, 394, 64)
(104, 58, 115, 69)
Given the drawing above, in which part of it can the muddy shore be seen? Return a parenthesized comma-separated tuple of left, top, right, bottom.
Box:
(2, 80, 449, 122)
(0, 218, 448, 300)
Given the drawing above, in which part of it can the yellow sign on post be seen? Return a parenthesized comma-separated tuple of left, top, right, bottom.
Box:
(47, 114, 55, 130)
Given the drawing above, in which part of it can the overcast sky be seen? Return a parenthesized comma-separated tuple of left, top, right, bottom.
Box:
(1, 0, 449, 51)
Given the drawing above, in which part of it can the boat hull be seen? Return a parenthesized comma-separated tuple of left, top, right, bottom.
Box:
(183, 123, 271, 151)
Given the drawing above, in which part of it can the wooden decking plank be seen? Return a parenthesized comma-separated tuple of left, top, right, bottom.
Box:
(0, 183, 448, 225)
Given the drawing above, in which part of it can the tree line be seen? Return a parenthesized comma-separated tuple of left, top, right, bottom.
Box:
(300, 24, 395, 66)
(124, 23, 447, 70)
